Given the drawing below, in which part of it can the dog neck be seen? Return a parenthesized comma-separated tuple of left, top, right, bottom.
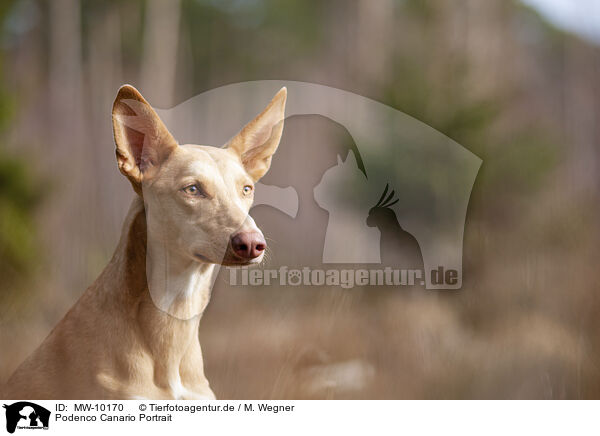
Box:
(100, 197, 214, 397)
(108, 198, 211, 358)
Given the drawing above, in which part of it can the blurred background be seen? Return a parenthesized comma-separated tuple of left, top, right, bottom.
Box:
(0, 0, 599, 399)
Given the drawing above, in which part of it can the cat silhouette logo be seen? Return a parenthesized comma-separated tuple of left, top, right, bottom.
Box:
(3, 402, 50, 433)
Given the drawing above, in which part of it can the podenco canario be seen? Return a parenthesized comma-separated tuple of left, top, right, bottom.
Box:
(1, 84, 287, 399)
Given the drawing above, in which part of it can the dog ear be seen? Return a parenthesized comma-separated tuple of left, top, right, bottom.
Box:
(112, 85, 178, 194)
(228, 87, 287, 181)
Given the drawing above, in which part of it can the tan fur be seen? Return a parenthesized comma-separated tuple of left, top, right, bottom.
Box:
(1, 85, 286, 399)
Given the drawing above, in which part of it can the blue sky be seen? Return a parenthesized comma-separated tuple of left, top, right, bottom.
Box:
(521, 0, 600, 44)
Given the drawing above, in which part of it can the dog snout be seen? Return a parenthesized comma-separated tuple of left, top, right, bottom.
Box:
(231, 232, 266, 260)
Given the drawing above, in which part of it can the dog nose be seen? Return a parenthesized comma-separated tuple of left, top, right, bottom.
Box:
(231, 232, 266, 259)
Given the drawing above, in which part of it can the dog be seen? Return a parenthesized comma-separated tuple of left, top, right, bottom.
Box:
(1, 84, 287, 399)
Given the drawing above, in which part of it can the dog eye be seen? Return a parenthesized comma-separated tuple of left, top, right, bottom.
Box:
(182, 184, 203, 196)
(243, 185, 253, 195)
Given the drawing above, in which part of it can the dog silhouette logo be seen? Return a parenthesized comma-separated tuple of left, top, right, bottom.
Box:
(3, 402, 50, 434)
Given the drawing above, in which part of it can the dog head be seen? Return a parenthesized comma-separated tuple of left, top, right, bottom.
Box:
(112, 85, 286, 266)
